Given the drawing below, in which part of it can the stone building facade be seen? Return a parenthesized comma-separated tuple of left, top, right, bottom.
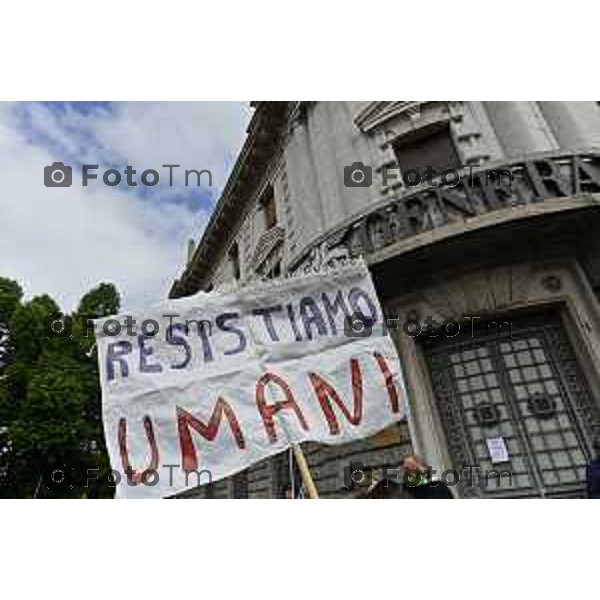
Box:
(170, 101, 600, 498)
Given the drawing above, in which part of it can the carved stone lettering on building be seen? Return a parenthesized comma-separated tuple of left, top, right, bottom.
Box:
(292, 153, 600, 272)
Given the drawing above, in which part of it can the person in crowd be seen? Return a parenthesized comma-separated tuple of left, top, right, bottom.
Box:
(585, 437, 600, 499)
(362, 467, 410, 499)
(402, 454, 454, 499)
(365, 454, 454, 499)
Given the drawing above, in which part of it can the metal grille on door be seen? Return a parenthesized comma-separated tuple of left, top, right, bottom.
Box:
(422, 311, 600, 498)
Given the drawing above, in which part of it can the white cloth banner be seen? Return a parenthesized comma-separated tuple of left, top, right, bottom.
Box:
(96, 261, 406, 498)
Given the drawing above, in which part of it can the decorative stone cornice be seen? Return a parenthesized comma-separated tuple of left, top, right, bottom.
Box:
(354, 101, 445, 133)
(170, 102, 289, 298)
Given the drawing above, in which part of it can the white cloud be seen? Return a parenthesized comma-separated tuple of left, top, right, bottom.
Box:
(93, 102, 248, 196)
(0, 102, 251, 312)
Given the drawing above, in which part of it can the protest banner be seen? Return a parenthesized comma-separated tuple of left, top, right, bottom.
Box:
(95, 260, 407, 498)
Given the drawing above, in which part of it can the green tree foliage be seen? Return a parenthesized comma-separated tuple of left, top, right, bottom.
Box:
(0, 278, 23, 369)
(0, 280, 120, 498)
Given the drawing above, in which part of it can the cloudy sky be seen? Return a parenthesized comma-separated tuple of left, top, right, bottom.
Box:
(0, 101, 251, 312)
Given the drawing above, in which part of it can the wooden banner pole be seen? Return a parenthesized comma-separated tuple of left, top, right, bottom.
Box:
(292, 444, 319, 499)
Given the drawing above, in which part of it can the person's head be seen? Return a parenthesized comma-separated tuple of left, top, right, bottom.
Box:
(402, 454, 428, 474)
